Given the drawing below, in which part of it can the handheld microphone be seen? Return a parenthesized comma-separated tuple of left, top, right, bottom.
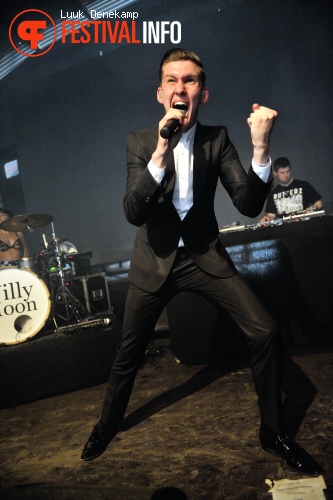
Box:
(160, 103, 188, 139)
(160, 118, 180, 139)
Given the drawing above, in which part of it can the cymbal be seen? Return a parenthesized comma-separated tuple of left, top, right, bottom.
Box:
(0, 214, 53, 231)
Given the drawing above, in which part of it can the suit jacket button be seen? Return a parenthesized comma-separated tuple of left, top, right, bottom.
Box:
(145, 196, 150, 202)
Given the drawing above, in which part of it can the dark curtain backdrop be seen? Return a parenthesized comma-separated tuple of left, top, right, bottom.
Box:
(1, 0, 332, 264)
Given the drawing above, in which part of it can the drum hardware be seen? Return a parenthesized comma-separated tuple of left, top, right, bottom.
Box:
(0, 213, 98, 339)
(46, 223, 88, 327)
(55, 316, 111, 334)
(20, 257, 33, 269)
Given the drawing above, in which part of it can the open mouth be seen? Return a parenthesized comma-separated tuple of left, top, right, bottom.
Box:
(173, 102, 188, 113)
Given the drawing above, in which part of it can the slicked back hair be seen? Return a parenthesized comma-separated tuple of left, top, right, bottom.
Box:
(159, 48, 206, 87)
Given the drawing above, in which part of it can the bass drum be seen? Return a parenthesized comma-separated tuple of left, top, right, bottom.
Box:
(0, 267, 51, 345)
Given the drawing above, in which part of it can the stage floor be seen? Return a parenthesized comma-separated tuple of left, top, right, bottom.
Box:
(0, 335, 332, 499)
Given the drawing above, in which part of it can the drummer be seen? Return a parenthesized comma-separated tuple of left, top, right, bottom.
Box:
(0, 208, 30, 266)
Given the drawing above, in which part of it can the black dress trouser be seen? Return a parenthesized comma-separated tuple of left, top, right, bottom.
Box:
(101, 248, 284, 436)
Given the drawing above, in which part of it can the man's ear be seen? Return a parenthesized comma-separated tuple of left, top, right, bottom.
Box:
(157, 87, 163, 104)
(201, 87, 209, 104)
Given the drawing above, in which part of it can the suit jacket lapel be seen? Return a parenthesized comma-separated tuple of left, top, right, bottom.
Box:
(163, 154, 176, 197)
(154, 123, 211, 203)
(151, 127, 176, 203)
(193, 122, 210, 202)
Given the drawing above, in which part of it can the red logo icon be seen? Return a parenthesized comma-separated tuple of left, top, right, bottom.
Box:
(9, 9, 57, 57)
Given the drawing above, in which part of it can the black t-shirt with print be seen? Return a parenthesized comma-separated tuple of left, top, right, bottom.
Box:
(265, 179, 322, 215)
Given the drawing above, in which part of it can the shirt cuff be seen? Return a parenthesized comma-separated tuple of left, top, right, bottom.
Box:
(252, 156, 272, 183)
(148, 160, 165, 184)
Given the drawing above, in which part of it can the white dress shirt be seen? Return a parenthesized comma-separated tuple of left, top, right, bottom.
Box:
(148, 123, 272, 245)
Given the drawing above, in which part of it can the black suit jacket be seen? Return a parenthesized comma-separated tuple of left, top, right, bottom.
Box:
(124, 122, 272, 292)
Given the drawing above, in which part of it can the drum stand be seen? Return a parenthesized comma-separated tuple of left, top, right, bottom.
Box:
(48, 223, 87, 328)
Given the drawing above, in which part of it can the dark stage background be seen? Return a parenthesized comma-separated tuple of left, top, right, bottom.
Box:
(0, 0, 332, 265)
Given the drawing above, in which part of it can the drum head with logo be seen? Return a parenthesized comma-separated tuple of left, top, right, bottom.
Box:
(0, 267, 51, 345)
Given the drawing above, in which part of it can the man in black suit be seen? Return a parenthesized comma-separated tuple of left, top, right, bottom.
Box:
(81, 48, 322, 476)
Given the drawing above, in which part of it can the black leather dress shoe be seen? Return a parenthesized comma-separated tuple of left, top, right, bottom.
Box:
(81, 422, 117, 461)
(260, 434, 323, 476)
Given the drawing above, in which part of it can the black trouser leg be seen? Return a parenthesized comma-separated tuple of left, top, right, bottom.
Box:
(101, 255, 284, 436)
(197, 275, 284, 435)
(165, 261, 285, 435)
(100, 284, 169, 428)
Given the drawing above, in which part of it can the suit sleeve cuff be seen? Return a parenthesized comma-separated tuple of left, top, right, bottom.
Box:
(148, 160, 165, 184)
(252, 156, 272, 183)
